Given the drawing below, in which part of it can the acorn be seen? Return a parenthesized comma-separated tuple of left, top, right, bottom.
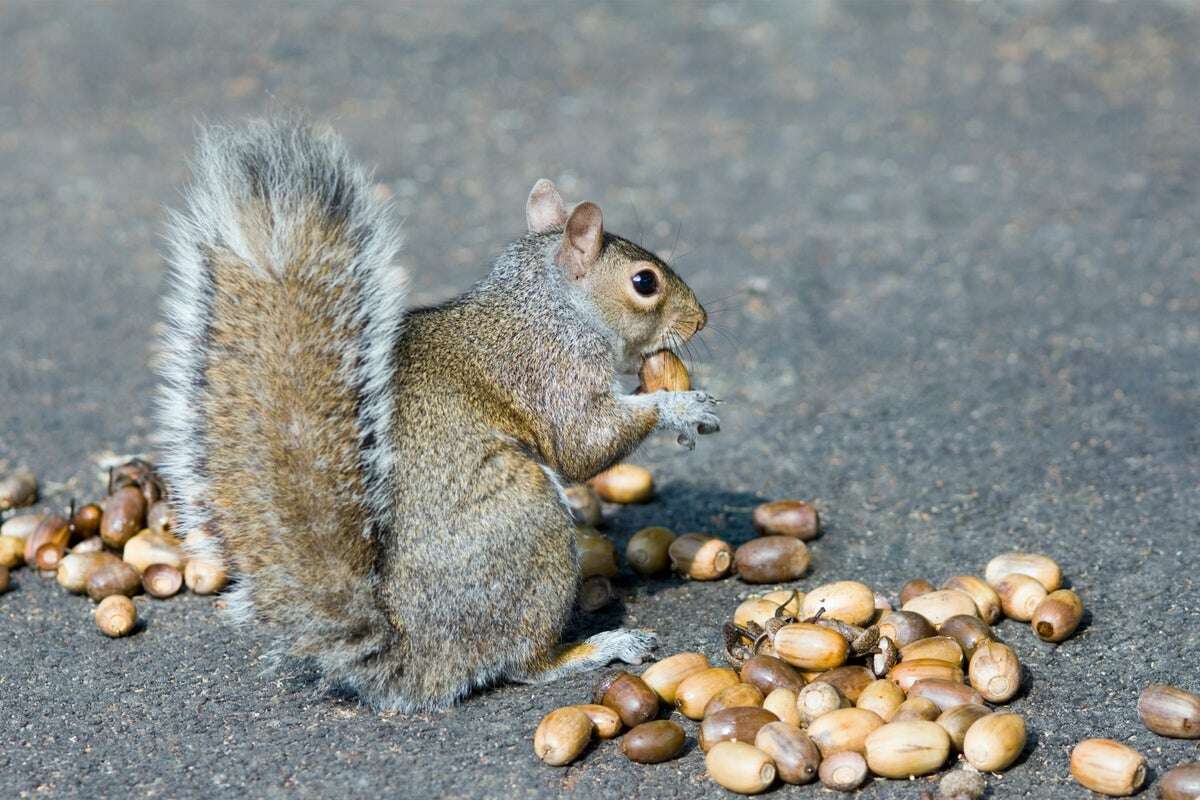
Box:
(819, 751, 868, 792)
(621, 720, 685, 763)
(856, 679, 906, 722)
(1137, 684, 1200, 739)
(873, 592, 893, 613)
(740, 655, 806, 697)
(705, 741, 776, 795)
(734, 597, 782, 629)
(595, 671, 659, 728)
(936, 704, 991, 751)
(639, 349, 690, 392)
(0, 564, 9, 593)
(806, 707, 884, 757)
(575, 531, 617, 579)
(994, 573, 1047, 622)
(534, 706, 593, 766)
(900, 636, 964, 666)
(704, 683, 765, 717)
(812, 665, 874, 704)
(761, 589, 805, 617)
(1070, 739, 1146, 796)
(123, 529, 185, 573)
(625, 526, 675, 575)
(762, 688, 801, 727)
(1160, 763, 1200, 800)
(751, 500, 820, 541)
(864, 720, 950, 778)
(588, 464, 653, 504)
(941, 575, 1003, 624)
(938, 614, 993, 658)
(640, 651, 709, 704)
(1, 513, 45, 540)
(734, 536, 810, 583)
(577, 575, 613, 612)
(984, 551, 1062, 592)
(797, 681, 845, 725)
(668, 533, 733, 580)
(963, 712, 1025, 773)
(699, 706, 779, 752)
(100, 486, 147, 549)
(877, 610, 936, 648)
(146, 500, 176, 536)
(1031, 588, 1083, 642)
(0, 468, 37, 510)
(72, 536, 104, 554)
(902, 589, 979, 626)
(23, 514, 70, 565)
(184, 557, 227, 595)
(95, 594, 137, 637)
(143, 564, 184, 598)
(888, 658, 964, 692)
(57, 551, 123, 593)
(801, 581, 876, 626)
(968, 640, 1021, 703)
(907, 678, 984, 713)
(891, 697, 942, 722)
(562, 485, 600, 529)
(34, 541, 65, 571)
(869, 636, 901, 678)
(774, 623, 849, 672)
(571, 704, 622, 738)
(676, 667, 741, 719)
(899, 578, 935, 605)
(86, 559, 142, 600)
(755, 721, 820, 784)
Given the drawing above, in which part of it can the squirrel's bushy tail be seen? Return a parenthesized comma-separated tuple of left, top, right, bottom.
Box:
(157, 121, 410, 702)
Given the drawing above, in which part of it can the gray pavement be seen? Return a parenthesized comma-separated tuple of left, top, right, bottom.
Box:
(2, 1, 1199, 798)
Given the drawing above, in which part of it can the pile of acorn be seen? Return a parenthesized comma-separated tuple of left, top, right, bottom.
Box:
(0, 459, 226, 637)
(535, 350, 1200, 798)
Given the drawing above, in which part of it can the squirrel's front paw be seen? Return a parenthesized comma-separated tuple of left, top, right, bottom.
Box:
(656, 390, 721, 449)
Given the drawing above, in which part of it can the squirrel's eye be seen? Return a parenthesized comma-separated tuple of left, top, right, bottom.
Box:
(631, 270, 658, 297)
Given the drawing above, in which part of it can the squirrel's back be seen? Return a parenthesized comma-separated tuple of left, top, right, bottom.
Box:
(157, 121, 410, 700)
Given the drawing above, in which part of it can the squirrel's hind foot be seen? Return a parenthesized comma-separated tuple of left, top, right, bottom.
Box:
(515, 628, 659, 685)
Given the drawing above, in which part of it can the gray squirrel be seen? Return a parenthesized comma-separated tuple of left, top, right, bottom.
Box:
(156, 120, 719, 711)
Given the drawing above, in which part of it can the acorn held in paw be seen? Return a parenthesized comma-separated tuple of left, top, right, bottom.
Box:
(639, 349, 690, 393)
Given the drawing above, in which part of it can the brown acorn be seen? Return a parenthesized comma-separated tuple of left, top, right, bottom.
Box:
(86, 560, 142, 600)
(639, 349, 690, 392)
(1137, 684, 1200, 739)
(625, 526, 675, 575)
(668, 533, 733, 581)
(734, 536, 810, 583)
(57, 551, 123, 593)
(751, 500, 820, 540)
(812, 665, 874, 704)
(900, 636, 964, 666)
(703, 683, 765, 717)
(595, 671, 659, 728)
(563, 484, 602, 527)
(877, 610, 937, 648)
(576, 531, 618, 579)
(755, 721, 820, 784)
(588, 464, 653, 504)
(640, 652, 709, 704)
(71, 503, 104, 540)
(23, 514, 70, 565)
(34, 542, 65, 571)
(740, 655, 806, 697)
(888, 658, 964, 692)
(968, 640, 1021, 703)
(892, 697, 941, 722)
(938, 614, 993, 658)
(1031, 589, 1083, 642)
(699, 706, 779, 752)
(143, 564, 184, 598)
(0, 468, 37, 510)
(100, 486, 147, 549)
(994, 574, 1047, 622)
(899, 578, 935, 605)
(1160, 762, 1200, 800)
(95, 594, 137, 637)
(0, 535, 26, 569)
(942, 575, 1003, 625)
(1069, 739, 1146, 796)
(621, 720, 685, 763)
(906, 678, 984, 712)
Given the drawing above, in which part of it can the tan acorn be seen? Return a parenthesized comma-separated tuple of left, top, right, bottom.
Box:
(761, 688, 801, 727)
(891, 697, 942, 722)
(900, 636, 964, 666)
(0, 513, 44, 540)
(807, 707, 884, 757)
(902, 589, 979, 626)
(669, 533, 733, 580)
(533, 706, 593, 766)
(699, 706, 780, 752)
(588, 464, 654, 504)
(797, 681, 846, 725)
(676, 667, 741, 720)
(571, 704, 622, 738)
(142, 564, 184, 598)
(984, 551, 1062, 591)
(801, 581, 876, 626)
(963, 712, 1026, 773)
(621, 720, 685, 763)
(888, 658, 964, 692)
(994, 573, 1047, 622)
(936, 704, 991, 751)
(640, 651, 709, 704)
(761, 589, 805, 617)
(755, 721, 820, 784)
(733, 597, 782, 629)
(864, 720, 950, 778)
(942, 575, 1003, 624)
(704, 683, 765, 717)
(123, 529, 185, 573)
(1070, 739, 1146, 796)
(57, 551, 122, 593)
(899, 578, 935, 605)
(71, 536, 104, 554)
(184, 557, 227, 595)
(639, 349, 690, 392)
(751, 500, 820, 540)
(819, 751, 868, 791)
(145, 500, 176, 536)
(625, 526, 675, 575)
(774, 623, 849, 672)
(968, 640, 1021, 703)
(1137, 684, 1200, 739)
(855, 679, 906, 722)
(906, 678, 984, 712)
(734, 536, 810, 583)
(95, 594, 136, 637)
(1031, 589, 1083, 642)
(705, 741, 776, 794)
(575, 531, 618, 579)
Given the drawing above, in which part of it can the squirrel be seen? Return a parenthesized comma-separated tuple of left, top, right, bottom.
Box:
(156, 120, 719, 711)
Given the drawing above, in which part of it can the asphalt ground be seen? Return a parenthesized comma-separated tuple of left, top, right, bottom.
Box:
(1, 2, 1198, 798)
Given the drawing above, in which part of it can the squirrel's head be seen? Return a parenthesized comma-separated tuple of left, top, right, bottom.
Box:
(526, 179, 707, 372)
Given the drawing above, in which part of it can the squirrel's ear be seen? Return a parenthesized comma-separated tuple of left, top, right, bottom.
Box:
(526, 179, 567, 234)
(557, 201, 604, 279)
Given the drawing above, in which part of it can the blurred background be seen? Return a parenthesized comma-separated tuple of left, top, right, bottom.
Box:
(1, 2, 1198, 798)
